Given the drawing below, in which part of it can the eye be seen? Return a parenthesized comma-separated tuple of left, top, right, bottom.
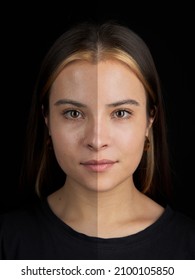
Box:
(62, 109, 84, 120)
(112, 109, 132, 119)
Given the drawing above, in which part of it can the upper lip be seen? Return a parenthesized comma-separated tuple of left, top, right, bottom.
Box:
(81, 159, 117, 165)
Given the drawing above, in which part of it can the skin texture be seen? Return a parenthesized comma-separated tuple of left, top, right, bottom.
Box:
(46, 59, 164, 238)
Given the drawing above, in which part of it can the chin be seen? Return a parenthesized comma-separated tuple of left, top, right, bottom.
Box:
(91, 182, 119, 193)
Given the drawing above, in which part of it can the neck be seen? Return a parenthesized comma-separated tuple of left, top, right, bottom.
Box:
(48, 176, 145, 237)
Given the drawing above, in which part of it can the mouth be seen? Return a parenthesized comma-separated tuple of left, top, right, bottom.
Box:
(80, 159, 117, 172)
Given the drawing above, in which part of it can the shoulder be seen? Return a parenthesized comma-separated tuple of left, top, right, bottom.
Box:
(0, 199, 44, 236)
(0, 208, 34, 226)
(0, 199, 48, 259)
(163, 206, 195, 243)
(170, 207, 195, 228)
(147, 205, 195, 259)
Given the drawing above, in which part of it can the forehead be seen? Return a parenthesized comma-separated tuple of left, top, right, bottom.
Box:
(50, 59, 146, 104)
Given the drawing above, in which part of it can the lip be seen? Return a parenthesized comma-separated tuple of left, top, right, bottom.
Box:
(80, 159, 117, 172)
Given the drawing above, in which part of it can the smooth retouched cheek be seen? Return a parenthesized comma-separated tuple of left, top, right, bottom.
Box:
(111, 118, 147, 157)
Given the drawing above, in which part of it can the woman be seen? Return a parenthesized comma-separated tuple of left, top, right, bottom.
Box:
(0, 21, 195, 260)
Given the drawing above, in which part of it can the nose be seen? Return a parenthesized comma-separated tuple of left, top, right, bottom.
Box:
(83, 118, 110, 151)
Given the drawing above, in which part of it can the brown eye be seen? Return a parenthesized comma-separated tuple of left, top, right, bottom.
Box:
(113, 110, 132, 119)
(63, 110, 83, 119)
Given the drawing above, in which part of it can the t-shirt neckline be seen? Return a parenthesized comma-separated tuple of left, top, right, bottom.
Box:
(42, 198, 173, 245)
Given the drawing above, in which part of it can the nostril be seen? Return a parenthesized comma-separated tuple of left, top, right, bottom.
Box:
(87, 144, 94, 150)
(87, 143, 108, 151)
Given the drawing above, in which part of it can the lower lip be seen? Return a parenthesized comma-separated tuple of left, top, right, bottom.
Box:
(81, 163, 115, 172)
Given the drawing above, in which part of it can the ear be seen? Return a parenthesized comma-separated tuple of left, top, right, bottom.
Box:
(146, 116, 154, 137)
(146, 106, 156, 136)
(42, 105, 51, 135)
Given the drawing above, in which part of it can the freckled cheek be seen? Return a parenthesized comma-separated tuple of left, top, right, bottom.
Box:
(50, 125, 78, 157)
(50, 130, 79, 174)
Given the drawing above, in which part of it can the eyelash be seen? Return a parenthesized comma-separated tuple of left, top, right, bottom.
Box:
(62, 109, 133, 120)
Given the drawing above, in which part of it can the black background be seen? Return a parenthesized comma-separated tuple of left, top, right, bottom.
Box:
(1, 2, 194, 219)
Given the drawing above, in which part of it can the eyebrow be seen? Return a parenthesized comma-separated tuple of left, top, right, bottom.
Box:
(54, 98, 140, 108)
(54, 99, 87, 108)
(106, 99, 140, 107)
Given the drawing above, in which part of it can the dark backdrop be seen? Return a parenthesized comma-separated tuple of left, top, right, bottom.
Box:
(1, 2, 194, 219)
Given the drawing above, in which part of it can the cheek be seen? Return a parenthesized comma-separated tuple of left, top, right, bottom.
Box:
(117, 129, 145, 153)
(49, 113, 79, 150)
(49, 122, 79, 168)
(114, 122, 146, 167)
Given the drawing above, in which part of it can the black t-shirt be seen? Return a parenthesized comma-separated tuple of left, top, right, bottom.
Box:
(0, 198, 195, 260)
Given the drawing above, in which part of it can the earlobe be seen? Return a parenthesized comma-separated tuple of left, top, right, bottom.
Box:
(148, 116, 154, 129)
(149, 106, 157, 126)
(44, 116, 49, 127)
(145, 116, 154, 138)
(146, 116, 154, 134)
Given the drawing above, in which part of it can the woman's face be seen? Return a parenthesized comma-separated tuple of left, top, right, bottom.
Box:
(46, 59, 153, 192)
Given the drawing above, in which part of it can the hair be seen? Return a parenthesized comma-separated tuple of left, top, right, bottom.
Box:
(20, 20, 172, 206)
